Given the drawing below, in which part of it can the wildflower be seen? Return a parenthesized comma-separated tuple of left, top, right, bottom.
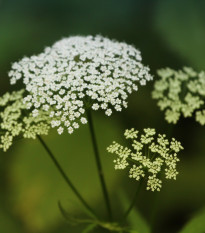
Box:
(9, 35, 152, 134)
(0, 90, 51, 151)
(107, 128, 183, 191)
(152, 67, 205, 125)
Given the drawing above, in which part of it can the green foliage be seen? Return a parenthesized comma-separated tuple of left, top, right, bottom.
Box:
(179, 207, 205, 233)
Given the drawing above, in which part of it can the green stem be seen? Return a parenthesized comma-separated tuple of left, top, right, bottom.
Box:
(86, 110, 113, 221)
(122, 180, 143, 220)
(149, 188, 160, 231)
(37, 135, 97, 218)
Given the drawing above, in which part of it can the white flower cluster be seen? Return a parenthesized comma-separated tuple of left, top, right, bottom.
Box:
(152, 67, 205, 125)
(107, 128, 183, 191)
(0, 90, 51, 151)
(9, 35, 152, 134)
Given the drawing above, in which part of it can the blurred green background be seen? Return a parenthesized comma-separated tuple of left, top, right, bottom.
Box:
(0, 0, 205, 232)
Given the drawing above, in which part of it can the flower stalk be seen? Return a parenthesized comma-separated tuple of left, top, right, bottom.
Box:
(87, 110, 113, 221)
(122, 179, 143, 220)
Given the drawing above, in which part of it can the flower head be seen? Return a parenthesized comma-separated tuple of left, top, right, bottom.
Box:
(107, 128, 183, 191)
(9, 35, 152, 134)
(0, 90, 52, 151)
(152, 67, 205, 125)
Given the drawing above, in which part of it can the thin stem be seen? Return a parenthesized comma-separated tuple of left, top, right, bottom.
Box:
(149, 186, 160, 231)
(37, 135, 97, 218)
(86, 110, 113, 221)
(122, 180, 143, 220)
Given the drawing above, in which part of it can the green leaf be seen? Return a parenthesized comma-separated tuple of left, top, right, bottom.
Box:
(179, 207, 205, 233)
(82, 224, 97, 233)
(119, 190, 151, 233)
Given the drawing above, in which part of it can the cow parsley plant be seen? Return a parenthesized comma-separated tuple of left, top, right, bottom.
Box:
(8, 35, 152, 134)
(107, 128, 183, 191)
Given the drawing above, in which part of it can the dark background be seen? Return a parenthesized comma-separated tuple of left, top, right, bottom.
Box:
(0, 0, 205, 232)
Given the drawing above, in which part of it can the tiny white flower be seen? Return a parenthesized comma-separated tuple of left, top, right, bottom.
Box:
(81, 117, 87, 124)
(73, 122, 79, 129)
(64, 120, 70, 127)
(68, 126, 74, 134)
(105, 109, 112, 116)
(32, 109, 39, 117)
(57, 127, 64, 135)
(92, 103, 99, 110)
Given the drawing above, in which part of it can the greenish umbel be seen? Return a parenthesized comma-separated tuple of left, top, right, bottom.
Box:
(152, 67, 205, 125)
(107, 128, 183, 192)
(0, 89, 52, 151)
